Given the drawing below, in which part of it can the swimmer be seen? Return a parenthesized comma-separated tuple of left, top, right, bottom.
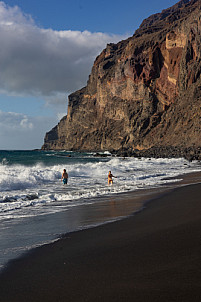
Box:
(61, 169, 68, 185)
(108, 171, 116, 185)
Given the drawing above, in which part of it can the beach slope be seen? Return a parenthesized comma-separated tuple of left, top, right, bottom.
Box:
(1, 183, 201, 302)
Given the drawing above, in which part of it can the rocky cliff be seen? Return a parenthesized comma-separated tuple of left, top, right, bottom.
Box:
(42, 0, 201, 158)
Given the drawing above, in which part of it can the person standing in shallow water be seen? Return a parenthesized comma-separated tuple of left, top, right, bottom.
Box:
(108, 171, 115, 185)
(61, 169, 68, 185)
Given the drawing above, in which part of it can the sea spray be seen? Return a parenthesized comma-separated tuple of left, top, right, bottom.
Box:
(0, 150, 200, 221)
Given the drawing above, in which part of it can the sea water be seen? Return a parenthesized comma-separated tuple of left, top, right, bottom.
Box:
(0, 150, 201, 270)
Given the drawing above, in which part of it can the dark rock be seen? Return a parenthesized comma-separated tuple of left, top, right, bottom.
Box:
(93, 153, 109, 157)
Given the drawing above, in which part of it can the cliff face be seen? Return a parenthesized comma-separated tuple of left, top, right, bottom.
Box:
(42, 0, 201, 152)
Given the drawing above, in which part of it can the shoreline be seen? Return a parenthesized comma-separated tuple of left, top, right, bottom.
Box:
(1, 169, 200, 272)
(1, 172, 201, 301)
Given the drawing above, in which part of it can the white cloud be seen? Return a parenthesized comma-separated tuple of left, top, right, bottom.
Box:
(0, 110, 30, 131)
(0, 1, 127, 106)
(0, 110, 58, 149)
(20, 118, 33, 129)
(0, 1, 34, 26)
(0, 2, 128, 149)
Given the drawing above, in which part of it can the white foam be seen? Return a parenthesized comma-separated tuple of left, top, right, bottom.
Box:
(0, 157, 200, 221)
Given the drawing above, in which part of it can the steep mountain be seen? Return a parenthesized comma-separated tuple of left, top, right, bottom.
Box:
(42, 0, 201, 158)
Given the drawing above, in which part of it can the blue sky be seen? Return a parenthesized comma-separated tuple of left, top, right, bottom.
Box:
(0, 0, 178, 149)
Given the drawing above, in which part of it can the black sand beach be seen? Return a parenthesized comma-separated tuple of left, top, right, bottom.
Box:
(1, 182, 201, 302)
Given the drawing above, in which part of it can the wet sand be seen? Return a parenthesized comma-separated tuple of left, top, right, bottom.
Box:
(1, 182, 201, 301)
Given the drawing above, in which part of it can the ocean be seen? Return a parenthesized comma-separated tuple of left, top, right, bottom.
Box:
(0, 149, 201, 270)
